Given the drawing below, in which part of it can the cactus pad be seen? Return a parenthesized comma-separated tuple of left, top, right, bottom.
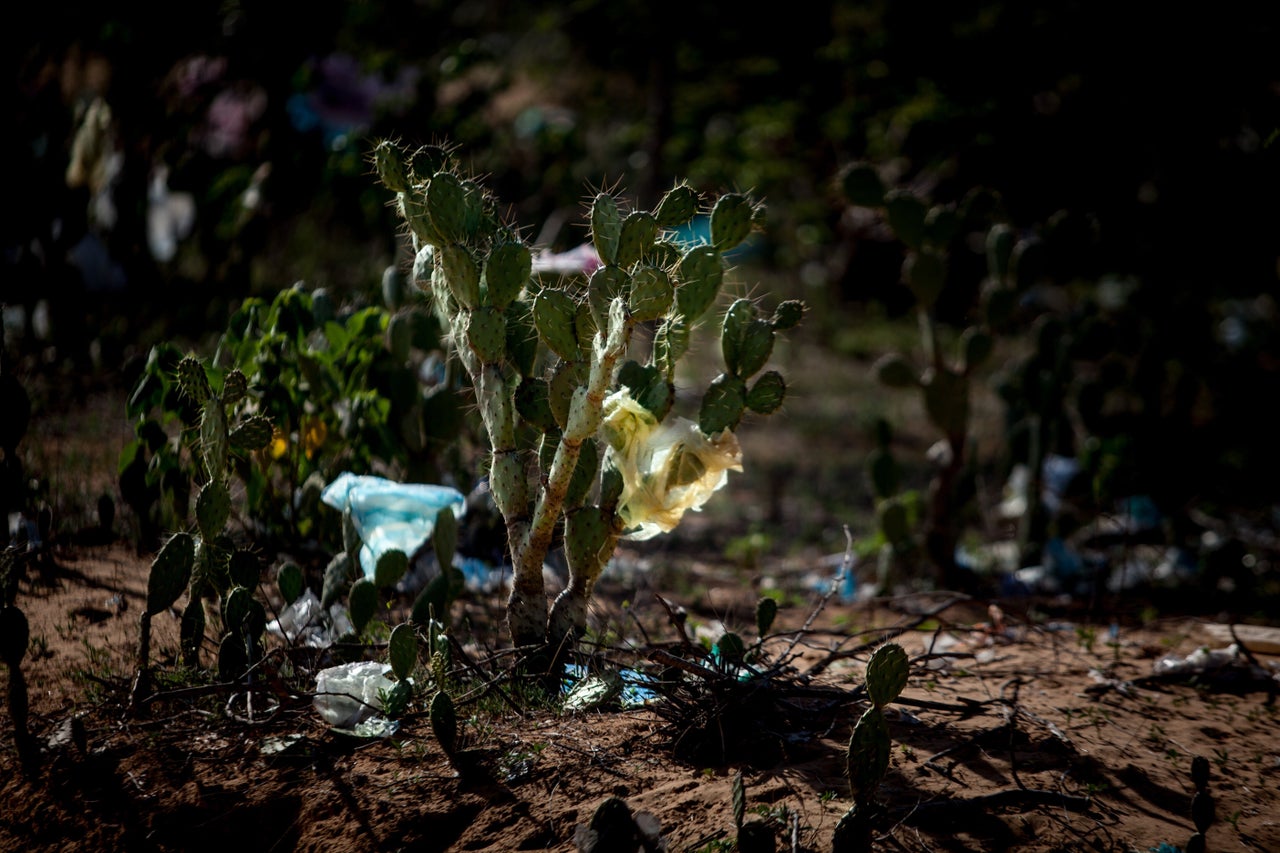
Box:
(865, 642, 909, 707)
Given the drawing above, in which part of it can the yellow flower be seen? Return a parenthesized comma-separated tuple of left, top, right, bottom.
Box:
(601, 389, 743, 540)
(269, 428, 289, 460)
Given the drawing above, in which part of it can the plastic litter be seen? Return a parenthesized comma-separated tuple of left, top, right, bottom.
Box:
(320, 473, 466, 580)
(313, 660, 400, 728)
(265, 588, 353, 648)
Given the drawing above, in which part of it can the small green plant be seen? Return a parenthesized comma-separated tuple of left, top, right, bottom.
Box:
(832, 641, 909, 853)
(372, 138, 804, 663)
(1185, 754, 1216, 853)
(130, 356, 273, 714)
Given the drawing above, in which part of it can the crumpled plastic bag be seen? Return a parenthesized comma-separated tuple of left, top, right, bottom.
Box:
(320, 473, 466, 580)
(264, 588, 353, 648)
(601, 388, 742, 541)
(312, 660, 396, 727)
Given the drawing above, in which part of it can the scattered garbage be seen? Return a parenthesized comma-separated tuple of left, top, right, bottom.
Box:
(265, 588, 353, 648)
(312, 660, 402, 728)
(561, 664, 659, 711)
(320, 473, 466, 581)
(1153, 644, 1278, 683)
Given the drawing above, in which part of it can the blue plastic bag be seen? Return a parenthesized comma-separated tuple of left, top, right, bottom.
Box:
(320, 473, 467, 580)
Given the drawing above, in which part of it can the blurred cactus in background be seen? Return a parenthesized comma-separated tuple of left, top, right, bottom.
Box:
(839, 164, 999, 590)
(373, 138, 803, 664)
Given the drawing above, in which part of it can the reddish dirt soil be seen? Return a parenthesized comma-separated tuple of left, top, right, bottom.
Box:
(2, 539, 1279, 853)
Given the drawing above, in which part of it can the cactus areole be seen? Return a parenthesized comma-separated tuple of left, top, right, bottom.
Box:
(372, 139, 802, 661)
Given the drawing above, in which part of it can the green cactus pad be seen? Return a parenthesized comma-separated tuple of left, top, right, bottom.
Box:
(433, 506, 458, 570)
(865, 447, 900, 500)
(425, 171, 470, 244)
(276, 562, 304, 606)
(375, 549, 409, 589)
(654, 182, 699, 227)
(217, 633, 249, 682)
(388, 311, 413, 362)
(565, 506, 611, 576)
(628, 265, 674, 323)
(179, 599, 206, 667)
(533, 289, 582, 361)
(831, 802, 876, 853)
(548, 360, 583, 429)
(873, 353, 920, 389)
(720, 298, 757, 376)
(617, 361, 673, 420)
(430, 689, 458, 755)
(465, 306, 507, 364)
(884, 189, 927, 249)
(587, 264, 629, 331)
(985, 223, 1015, 282)
(196, 480, 231, 539)
(388, 622, 417, 682)
(770, 300, 806, 331)
(616, 211, 658, 268)
(735, 319, 776, 378)
(921, 367, 970, 437)
(228, 548, 261, 589)
(348, 578, 378, 636)
(409, 144, 450, 182)
(177, 355, 212, 404)
(865, 642, 909, 707)
(710, 193, 754, 251)
(382, 264, 407, 309)
(755, 596, 778, 637)
(565, 437, 600, 509)
(439, 243, 481, 310)
(371, 139, 409, 193)
(878, 498, 912, 549)
(199, 402, 228, 479)
(745, 371, 786, 415)
(923, 203, 960, 248)
(653, 317, 691, 376)
(839, 160, 887, 208)
(846, 705, 891, 799)
(698, 373, 747, 435)
(590, 193, 622, 265)
(484, 241, 532, 309)
(515, 378, 557, 432)
(221, 369, 248, 406)
(904, 249, 946, 308)
(676, 246, 724, 323)
(960, 327, 994, 373)
(1191, 755, 1210, 790)
(146, 532, 195, 616)
(488, 450, 527, 520)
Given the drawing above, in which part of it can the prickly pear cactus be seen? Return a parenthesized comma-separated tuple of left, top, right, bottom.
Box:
(132, 357, 274, 712)
(834, 642, 909, 853)
(373, 139, 804, 659)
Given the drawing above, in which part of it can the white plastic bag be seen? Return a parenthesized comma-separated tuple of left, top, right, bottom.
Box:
(312, 661, 395, 727)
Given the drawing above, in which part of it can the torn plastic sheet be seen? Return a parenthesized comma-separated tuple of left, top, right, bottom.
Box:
(320, 473, 466, 580)
(561, 663, 659, 710)
(312, 660, 407, 729)
(265, 588, 353, 648)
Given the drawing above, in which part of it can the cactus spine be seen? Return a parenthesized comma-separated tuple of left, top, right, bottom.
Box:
(374, 140, 802, 664)
(833, 642, 909, 853)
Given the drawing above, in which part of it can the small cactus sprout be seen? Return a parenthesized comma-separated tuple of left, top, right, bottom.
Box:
(834, 641, 909, 853)
(1187, 754, 1215, 850)
(430, 688, 458, 759)
(372, 138, 803, 662)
